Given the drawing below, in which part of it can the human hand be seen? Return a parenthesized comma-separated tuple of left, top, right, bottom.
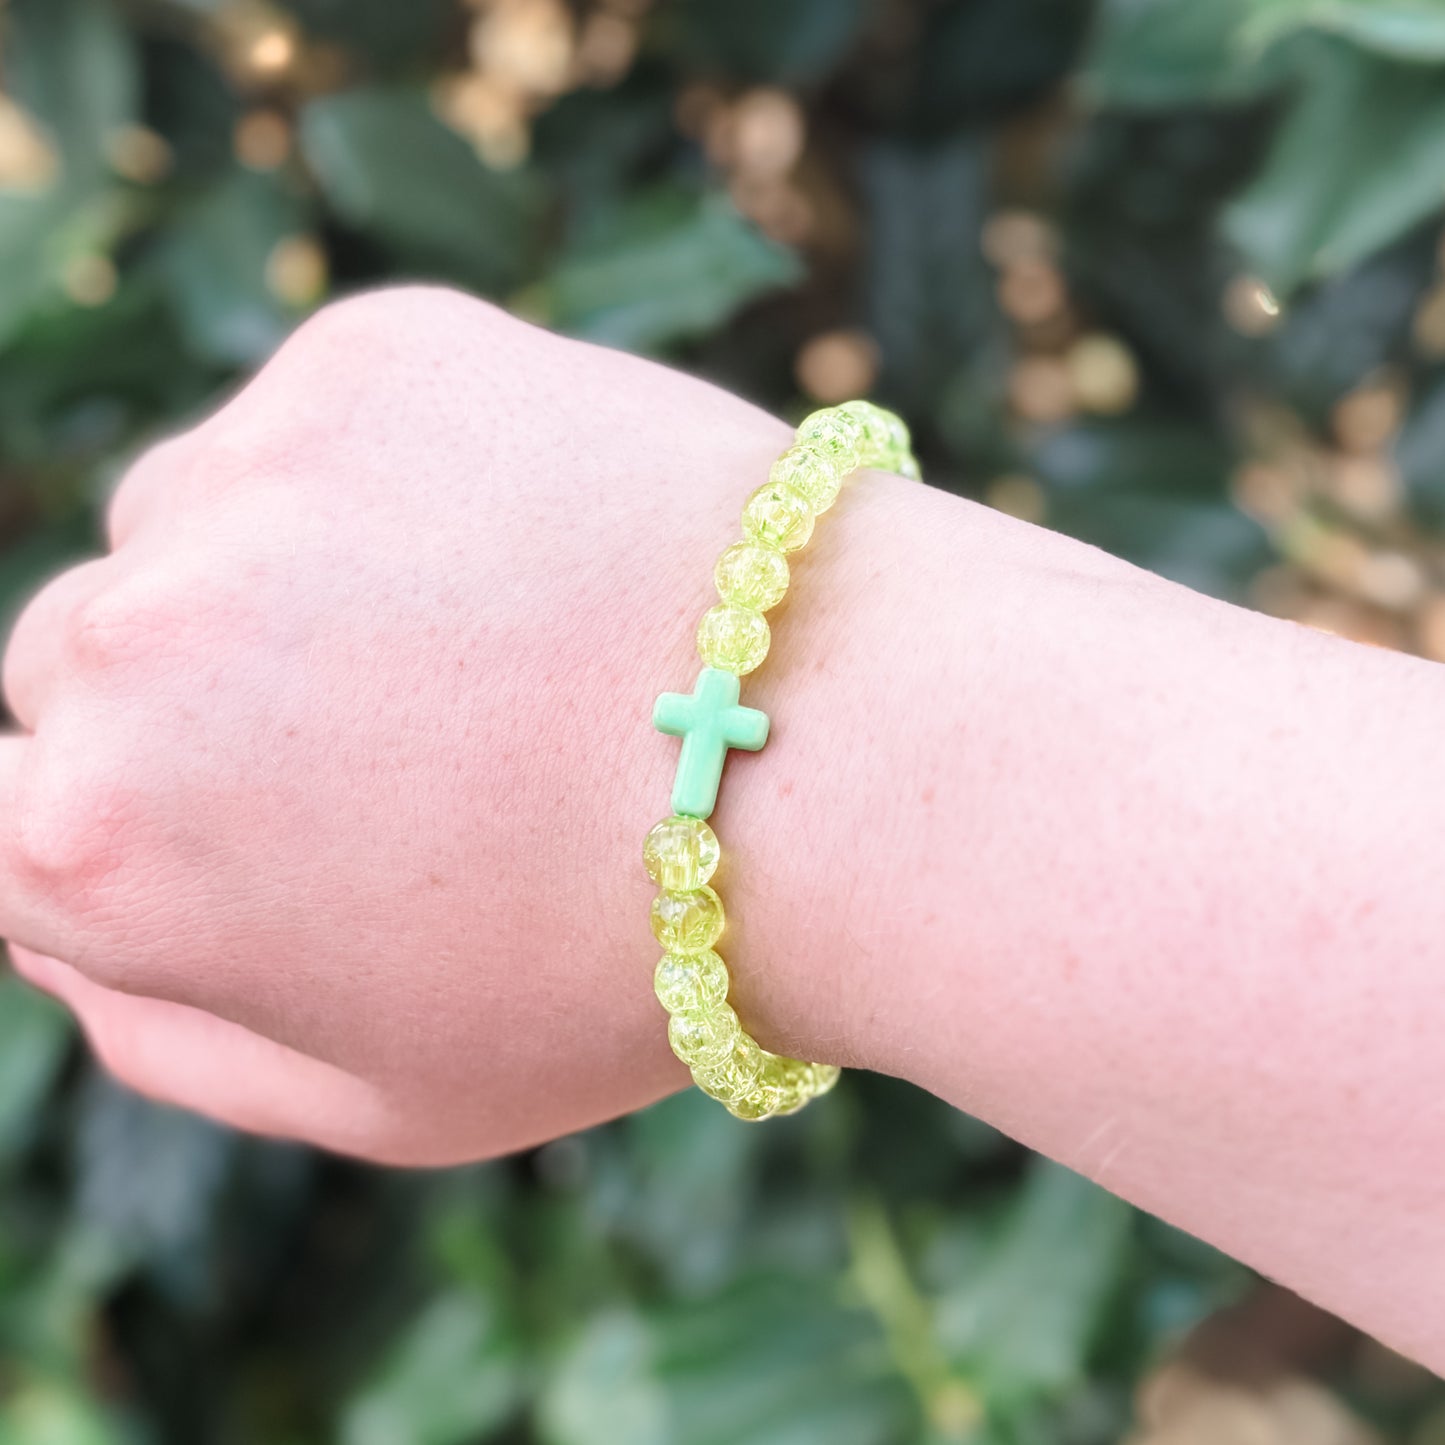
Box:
(0, 286, 829, 1163)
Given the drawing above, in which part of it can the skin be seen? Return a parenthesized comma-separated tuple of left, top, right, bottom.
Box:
(3, 287, 1445, 1369)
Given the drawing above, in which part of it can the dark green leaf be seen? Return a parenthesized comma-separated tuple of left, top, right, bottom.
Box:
(1225, 43, 1445, 292)
(533, 190, 800, 351)
(671, 0, 868, 83)
(299, 88, 540, 294)
(1082, 0, 1285, 108)
(539, 1282, 913, 1445)
(6, 0, 138, 179)
(933, 1161, 1132, 1403)
(153, 169, 305, 366)
(0, 0, 137, 347)
(0, 978, 70, 1163)
(341, 1290, 522, 1445)
(1241, 0, 1445, 62)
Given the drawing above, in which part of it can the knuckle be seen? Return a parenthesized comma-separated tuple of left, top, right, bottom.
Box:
(9, 755, 177, 997)
(105, 432, 200, 545)
(11, 758, 137, 899)
(65, 582, 165, 673)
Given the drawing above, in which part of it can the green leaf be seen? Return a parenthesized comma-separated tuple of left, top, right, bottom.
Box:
(539, 1281, 913, 1445)
(0, 978, 70, 1163)
(153, 169, 304, 366)
(299, 87, 540, 293)
(532, 190, 801, 351)
(536, 1312, 668, 1445)
(6, 0, 138, 181)
(932, 1161, 1132, 1404)
(341, 1290, 522, 1445)
(1081, 0, 1285, 108)
(672, 0, 868, 83)
(1241, 0, 1445, 61)
(0, 0, 138, 348)
(1225, 42, 1445, 292)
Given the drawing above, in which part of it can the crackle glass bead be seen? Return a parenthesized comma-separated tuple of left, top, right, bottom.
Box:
(766, 1065, 812, 1116)
(882, 410, 912, 460)
(650, 885, 724, 952)
(643, 814, 719, 891)
(668, 1004, 741, 1066)
(697, 602, 770, 675)
(770, 446, 842, 514)
(714, 540, 789, 612)
(726, 1080, 784, 1120)
(653, 949, 729, 1014)
(693, 1033, 764, 1102)
(837, 401, 895, 467)
(742, 481, 814, 553)
(803, 1062, 842, 1096)
(796, 408, 865, 472)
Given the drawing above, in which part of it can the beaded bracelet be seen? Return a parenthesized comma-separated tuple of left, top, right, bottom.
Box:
(644, 401, 920, 1120)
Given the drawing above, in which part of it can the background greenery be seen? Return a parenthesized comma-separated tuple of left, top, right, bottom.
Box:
(3, 0, 1445, 1440)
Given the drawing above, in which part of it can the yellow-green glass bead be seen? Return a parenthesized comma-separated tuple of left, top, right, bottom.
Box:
(882, 410, 912, 459)
(668, 1004, 741, 1067)
(653, 949, 729, 1014)
(696, 602, 770, 675)
(714, 540, 789, 612)
(693, 1033, 764, 1101)
(837, 401, 895, 467)
(803, 1062, 842, 1097)
(726, 1082, 782, 1121)
(769, 446, 842, 514)
(650, 885, 724, 953)
(742, 481, 814, 553)
(767, 1072, 812, 1116)
(796, 408, 865, 472)
(643, 814, 720, 891)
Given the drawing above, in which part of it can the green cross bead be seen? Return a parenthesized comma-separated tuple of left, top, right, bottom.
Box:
(653, 667, 770, 820)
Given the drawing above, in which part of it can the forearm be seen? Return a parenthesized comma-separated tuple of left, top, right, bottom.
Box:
(637, 468, 1445, 1366)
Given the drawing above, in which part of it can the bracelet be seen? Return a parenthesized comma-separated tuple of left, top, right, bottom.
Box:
(644, 401, 920, 1121)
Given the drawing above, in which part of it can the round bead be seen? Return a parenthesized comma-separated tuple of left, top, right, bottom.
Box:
(796, 408, 865, 472)
(882, 410, 912, 461)
(653, 949, 730, 1015)
(769, 446, 842, 514)
(650, 885, 724, 953)
(742, 481, 814, 553)
(668, 1004, 741, 1067)
(714, 540, 790, 612)
(803, 1062, 842, 1097)
(693, 1033, 764, 1102)
(726, 1081, 784, 1120)
(836, 401, 895, 468)
(643, 814, 720, 891)
(696, 602, 769, 675)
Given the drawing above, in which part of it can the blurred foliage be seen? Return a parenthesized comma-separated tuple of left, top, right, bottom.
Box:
(3, 0, 1445, 1441)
